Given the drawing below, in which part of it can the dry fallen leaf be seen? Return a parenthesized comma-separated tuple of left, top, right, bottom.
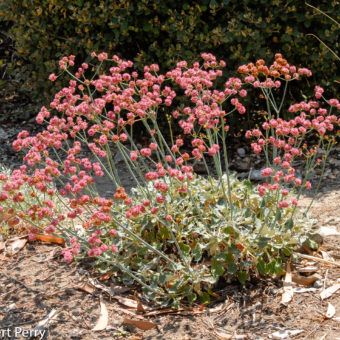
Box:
(116, 296, 139, 309)
(92, 297, 109, 331)
(99, 272, 113, 281)
(88, 278, 112, 296)
(325, 303, 336, 319)
(320, 283, 340, 300)
(292, 273, 318, 286)
(110, 285, 130, 295)
(31, 249, 57, 263)
(319, 226, 340, 237)
(294, 253, 340, 267)
(0, 241, 5, 252)
(123, 318, 156, 331)
(77, 282, 96, 295)
(297, 266, 318, 274)
(143, 306, 206, 317)
(114, 295, 151, 311)
(271, 329, 304, 339)
(34, 234, 65, 245)
(208, 301, 233, 314)
(214, 330, 233, 339)
(8, 238, 27, 255)
(293, 287, 318, 293)
(136, 298, 146, 314)
(87, 278, 149, 311)
(320, 251, 335, 262)
(143, 308, 180, 317)
(127, 336, 143, 340)
(281, 263, 293, 305)
(35, 309, 58, 329)
(28, 309, 59, 340)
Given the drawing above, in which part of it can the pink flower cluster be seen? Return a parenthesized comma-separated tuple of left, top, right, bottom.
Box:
(246, 96, 339, 207)
(0, 51, 338, 263)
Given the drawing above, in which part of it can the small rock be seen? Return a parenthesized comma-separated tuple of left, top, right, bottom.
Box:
(313, 280, 323, 288)
(193, 161, 207, 174)
(0, 127, 8, 140)
(329, 158, 340, 166)
(237, 147, 246, 158)
(114, 150, 125, 163)
(317, 148, 326, 155)
(233, 156, 251, 171)
(249, 169, 262, 181)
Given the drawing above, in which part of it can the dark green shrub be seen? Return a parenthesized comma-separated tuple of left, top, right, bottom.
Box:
(0, 0, 338, 100)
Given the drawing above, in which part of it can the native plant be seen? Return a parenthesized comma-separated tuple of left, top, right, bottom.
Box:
(0, 52, 338, 305)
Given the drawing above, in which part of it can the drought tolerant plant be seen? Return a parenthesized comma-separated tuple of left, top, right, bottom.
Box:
(0, 53, 338, 305)
(0, 164, 68, 238)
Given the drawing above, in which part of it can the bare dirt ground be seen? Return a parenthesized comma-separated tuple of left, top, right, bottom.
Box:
(0, 177, 339, 340)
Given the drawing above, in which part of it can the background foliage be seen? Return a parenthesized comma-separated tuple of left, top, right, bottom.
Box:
(0, 0, 339, 102)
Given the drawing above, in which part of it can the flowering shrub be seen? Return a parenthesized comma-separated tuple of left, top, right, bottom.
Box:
(1, 1, 339, 99)
(0, 52, 338, 305)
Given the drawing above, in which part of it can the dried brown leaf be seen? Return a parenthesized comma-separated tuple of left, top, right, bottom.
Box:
(34, 234, 65, 245)
(143, 308, 179, 317)
(292, 273, 318, 286)
(99, 272, 113, 281)
(136, 298, 146, 314)
(144, 305, 206, 317)
(77, 282, 96, 295)
(123, 318, 156, 331)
